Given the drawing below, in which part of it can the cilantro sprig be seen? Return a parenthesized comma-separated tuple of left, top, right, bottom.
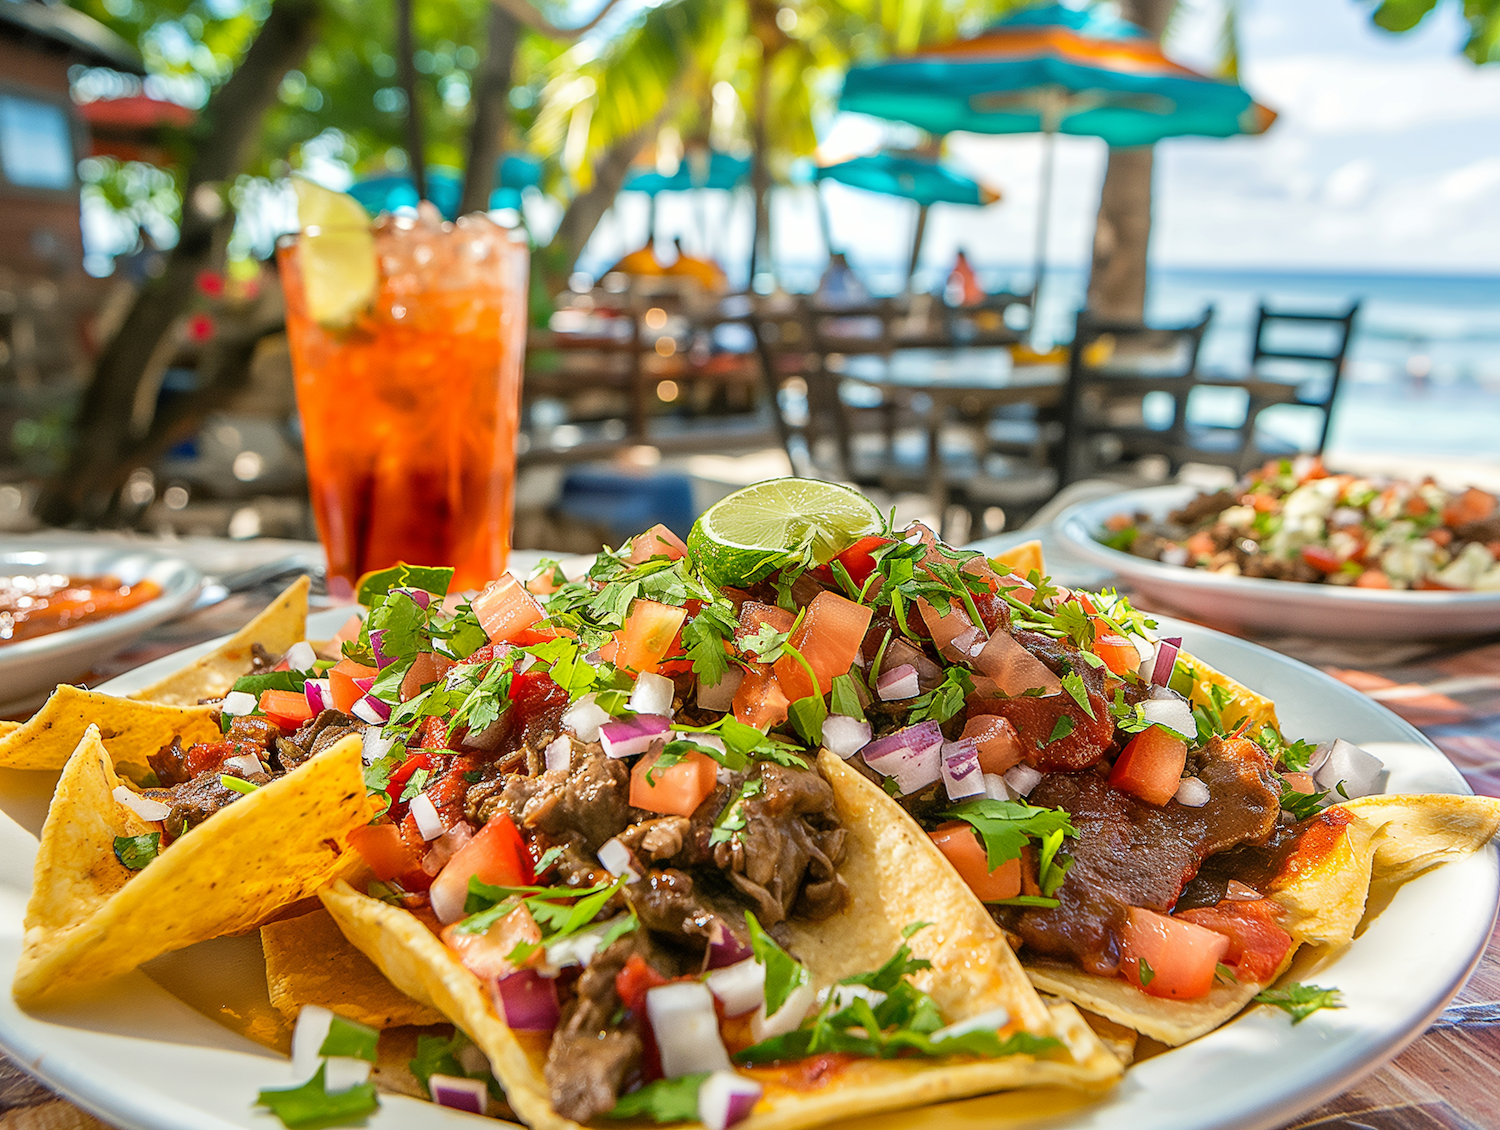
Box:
(1255, 982, 1344, 1024)
(939, 799, 1077, 898)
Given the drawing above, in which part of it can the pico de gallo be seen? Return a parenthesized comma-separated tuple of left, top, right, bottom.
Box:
(1101, 456, 1500, 591)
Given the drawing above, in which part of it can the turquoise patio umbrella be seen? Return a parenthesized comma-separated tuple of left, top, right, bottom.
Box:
(839, 3, 1275, 301)
(350, 156, 541, 220)
(623, 150, 751, 251)
(814, 152, 1001, 286)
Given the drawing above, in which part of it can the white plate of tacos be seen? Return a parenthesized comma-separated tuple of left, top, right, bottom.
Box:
(0, 481, 1492, 1130)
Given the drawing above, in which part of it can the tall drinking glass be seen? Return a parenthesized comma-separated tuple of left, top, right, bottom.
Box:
(278, 213, 529, 599)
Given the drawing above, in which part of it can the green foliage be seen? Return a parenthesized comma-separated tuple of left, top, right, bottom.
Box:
(1369, 0, 1500, 63)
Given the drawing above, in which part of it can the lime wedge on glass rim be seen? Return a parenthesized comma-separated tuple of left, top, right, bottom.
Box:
(291, 177, 377, 328)
(688, 479, 885, 586)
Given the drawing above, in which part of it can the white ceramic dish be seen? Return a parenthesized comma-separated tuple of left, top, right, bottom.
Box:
(0, 541, 203, 713)
(1053, 484, 1500, 639)
(0, 609, 1490, 1130)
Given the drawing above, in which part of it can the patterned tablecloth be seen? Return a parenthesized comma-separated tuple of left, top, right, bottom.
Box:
(3, 536, 1500, 1129)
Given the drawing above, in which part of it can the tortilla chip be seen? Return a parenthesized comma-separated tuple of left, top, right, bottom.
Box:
(320, 752, 1120, 1130)
(0, 721, 19, 740)
(14, 731, 369, 1005)
(992, 540, 1044, 578)
(128, 576, 310, 706)
(262, 908, 444, 1029)
(0, 686, 219, 772)
(1180, 650, 1280, 733)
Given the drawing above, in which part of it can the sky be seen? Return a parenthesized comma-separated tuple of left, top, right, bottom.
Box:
(589, 0, 1500, 282)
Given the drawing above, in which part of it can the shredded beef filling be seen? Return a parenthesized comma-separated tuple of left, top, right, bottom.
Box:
(275, 709, 360, 771)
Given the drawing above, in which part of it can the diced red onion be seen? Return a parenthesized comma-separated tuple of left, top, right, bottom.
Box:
(352, 695, 391, 725)
(543, 736, 571, 773)
(352, 675, 376, 694)
(1130, 634, 1156, 677)
(698, 1071, 763, 1130)
(883, 638, 945, 691)
(629, 672, 676, 717)
(1003, 763, 1043, 797)
(599, 714, 671, 759)
(1225, 879, 1262, 901)
(876, 664, 920, 701)
(821, 714, 872, 759)
(562, 693, 610, 741)
(113, 786, 171, 823)
(221, 690, 257, 716)
(461, 718, 506, 751)
(304, 678, 331, 714)
(972, 632, 1062, 697)
(647, 983, 732, 1077)
(1141, 696, 1195, 739)
(598, 837, 641, 881)
(982, 773, 1012, 801)
(368, 629, 398, 670)
(1150, 637, 1182, 687)
(421, 822, 473, 876)
(286, 641, 317, 672)
(1312, 738, 1386, 799)
(697, 666, 744, 713)
(290, 1004, 333, 1078)
(860, 722, 944, 795)
(389, 586, 433, 610)
(222, 753, 263, 777)
(705, 957, 765, 1017)
(410, 792, 445, 840)
(428, 1073, 486, 1115)
(324, 1057, 371, 1091)
(362, 728, 395, 764)
(1174, 776, 1210, 807)
(930, 1006, 1011, 1043)
(706, 920, 754, 969)
(750, 980, 816, 1042)
(493, 969, 560, 1032)
(940, 739, 983, 800)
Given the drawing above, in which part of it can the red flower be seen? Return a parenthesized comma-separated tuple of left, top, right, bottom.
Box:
(186, 313, 216, 342)
(196, 270, 225, 298)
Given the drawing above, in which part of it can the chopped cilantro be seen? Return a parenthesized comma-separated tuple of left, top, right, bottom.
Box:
(939, 799, 1077, 892)
(319, 1016, 379, 1063)
(1279, 778, 1329, 821)
(607, 1074, 709, 1122)
(462, 770, 484, 783)
(256, 1064, 379, 1128)
(829, 672, 867, 722)
(1255, 982, 1344, 1024)
(1257, 724, 1317, 773)
(787, 692, 827, 746)
(1046, 715, 1075, 744)
(1138, 958, 1155, 987)
(1060, 672, 1096, 719)
(745, 909, 809, 1017)
(231, 670, 306, 697)
(710, 777, 764, 846)
(113, 833, 160, 871)
(459, 876, 634, 965)
(399, 768, 431, 802)
(681, 600, 737, 688)
(1215, 963, 1239, 984)
(409, 1032, 465, 1090)
(989, 895, 1060, 908)
(906, 667, 975, 725)
(354, 563, 453, 606)
(220, 775, 259, 795)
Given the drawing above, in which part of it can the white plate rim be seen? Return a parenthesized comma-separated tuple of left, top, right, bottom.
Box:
(0, 610, 1489, 1130)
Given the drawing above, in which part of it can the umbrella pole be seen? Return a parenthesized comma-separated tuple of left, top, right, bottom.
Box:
(907, 203, 929, 292)
(648, 193, 658, 246)
(1032, 126, 1056, 317)
(816, 182, 835, 256)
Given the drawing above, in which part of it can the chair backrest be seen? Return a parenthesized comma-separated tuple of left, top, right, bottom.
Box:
(748, 295, 828, 476)
(1057, 308, 1214, 485)
(1250, 302, 1358, 451)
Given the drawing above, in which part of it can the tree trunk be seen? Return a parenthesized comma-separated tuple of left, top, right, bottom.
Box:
(396, 0, 426, 201)
(37, 0, 321, 526)
(459, 4, 520, 214)
(1085, 0, 1176, 321)
(748, 48, 772, 284)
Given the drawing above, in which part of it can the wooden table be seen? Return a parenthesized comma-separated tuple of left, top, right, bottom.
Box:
(5, 534, 1500, 1128)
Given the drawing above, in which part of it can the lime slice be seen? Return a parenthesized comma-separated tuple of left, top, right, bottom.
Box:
(292, 177, 377, 328)
(689, 479, 885, 586)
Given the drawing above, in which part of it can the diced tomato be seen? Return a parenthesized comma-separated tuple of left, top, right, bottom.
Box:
(929, 822, 1021, 902)
(386, 751, 436, 803)
(1416, 576, 1458, 591)
(258, 688, 313, 729)
(401, 651, 456, 701)
(993, 570, 1037, 606)
(625, 523, 689, 565)
(411, 716, 452, 751)
(1443, 486, 1497, 528)
(772, 592, 874, 701)
(511, 622, 563, 647)
(1176, 899, 1295, 983)
(630, 750, 718, 817)
(468, 643, 499, 665)
(348, 823, 422, 882)
(1109, 727, 1188, 806)
(430, 814, 535, 920)
(472, 574, 545, 644)
(1354, 569, 1392, 589)
(615, 599, 688, 675)
(736, 601, 794, 643)
(1090, 618, 1141, 677)
(1120, 907, 1230, 1000)
(961, 715, 1025, 775)
(1073, 592, 1098, 616)
(329, 658, 379, 714)
(615, 953, 670, 1015)
(830, 535, 892, 586)
(440, 904, 542, 980)
(183, 740, 234, 776)
(1426, 527, 1454, 548)
(1185, 531, 1217, 560)
(1300, 545, 1342, 575)
(732, 662, 789, 730)
(1282, 772, 1316, 794)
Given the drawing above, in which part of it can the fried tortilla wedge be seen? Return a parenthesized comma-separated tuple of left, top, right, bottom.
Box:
(1024, 793, 1500, 1046)
(1177, 649, 1280, 734)
(261, 908, 444, 1029)
(128, 576, 310, 706)
(14, 730, 370, 1006)
(0, 686, 219, 772)
(0, 722, 19, 740)
(320, 751, 1120, 1130)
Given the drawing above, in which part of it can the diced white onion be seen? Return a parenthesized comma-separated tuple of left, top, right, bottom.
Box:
(290, 1004, 333, 1079)
(362, 728, 396, 764)
(286, 641, 317, 672)
(598, 837, 641, 881)
(546, 916, 629, 969)
(112, 786, 170, 823)
(750, 980, 816, 1042)
(930, 1007, 1011, 1043)
(562, 693, 610, 742)
(697, 666, 745, 713)
(410, 792, 446, 840)
(647, 982, 733, 1078)
(1141, 696, 1196, 740)
(352, 698, 386, 725)
(876, 664, 920, 701)
(629, 672, 676, 717)
(816, 984, 887, 1011)
(705, 958, 766, 1017)
(675, 732, 726, 756)
(544, 735, 572, 773)
(1131, 634, 1157, 676)
(1003, 764, 1043, 797)
(982, 773, 1013, 801)
(221, 691, 257, 716)
(697, 1071, 763, 1130)
(941, 740, 984, 800)
(323, 1056, 372, 1092)
(1312, 738, 1386, 800)
(222, 753, 263, 777)
(1174, 777, 1210, 807)
(821, 715, 872, 759)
